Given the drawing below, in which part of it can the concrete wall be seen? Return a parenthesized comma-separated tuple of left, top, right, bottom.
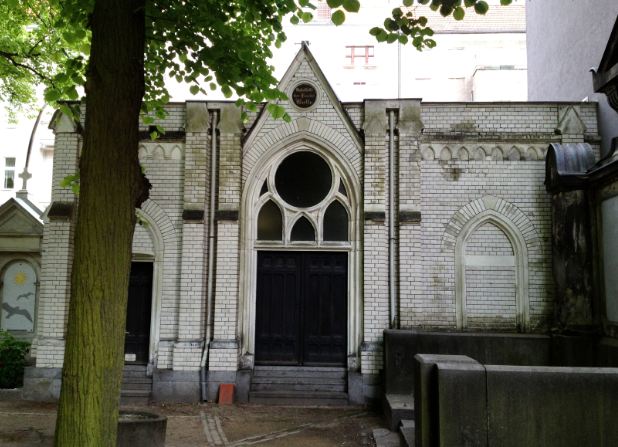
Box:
(527, 0, 618, 156)
(414, 354, 618, 447)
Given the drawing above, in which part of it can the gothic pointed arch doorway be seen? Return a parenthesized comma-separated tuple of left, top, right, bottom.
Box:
(240, 142, 361, 369)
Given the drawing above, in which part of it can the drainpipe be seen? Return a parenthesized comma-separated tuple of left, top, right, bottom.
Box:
(388, 109, 398, 329)
(200, 109, 218, 398)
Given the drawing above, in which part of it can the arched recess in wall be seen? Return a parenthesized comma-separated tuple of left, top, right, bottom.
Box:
(131, 199, 172, 367)
(239, 136, 362, 368)
(0, 259, 38, 334)
(442, 196, 541, 332)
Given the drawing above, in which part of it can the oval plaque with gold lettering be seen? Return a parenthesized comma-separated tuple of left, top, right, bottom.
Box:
(292, 83, 317, 108)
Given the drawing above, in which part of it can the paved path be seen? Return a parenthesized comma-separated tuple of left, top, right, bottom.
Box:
(0, 399, 384, 446)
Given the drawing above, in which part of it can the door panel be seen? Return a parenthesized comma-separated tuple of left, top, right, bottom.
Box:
(303, 252, 347, 365)
(255, 253, 301, 364)
(125, 262, 153, 364)
(255, 251, 347, 366)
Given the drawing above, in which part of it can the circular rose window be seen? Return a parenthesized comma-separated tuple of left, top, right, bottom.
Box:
(275, 152, 332, 208)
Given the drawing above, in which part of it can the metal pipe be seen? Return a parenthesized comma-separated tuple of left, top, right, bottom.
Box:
(201, 109, 218, 368)
(388, 109, 397, 329)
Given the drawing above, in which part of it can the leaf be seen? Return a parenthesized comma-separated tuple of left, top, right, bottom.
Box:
(403, 0, 413, 6)
(44, 88, 61, 103)
(439, 4, 453, 17)
(331, 10, 345, 26)
(375, 30, 388, 43)
(342, 0, 360, 13)
(464, 0, 476, 6)
(326, 0, 343, 8)
(453, 7, 465, 20)
(301, 12, 313, 23)
(189, 85, 200, 95)
(221, 85, 233, 98)
(290, 15, 300, 25)
(267, 103, 286, 119)
(474, 1, 489, 14)
(500, 0, 512, 4)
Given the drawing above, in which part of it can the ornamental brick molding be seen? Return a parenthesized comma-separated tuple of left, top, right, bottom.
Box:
(441, 196, 541, 256)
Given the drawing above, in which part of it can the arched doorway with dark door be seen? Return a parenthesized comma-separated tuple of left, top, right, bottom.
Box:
(244, 147, 360, 370)
(124, 261, 154, 364)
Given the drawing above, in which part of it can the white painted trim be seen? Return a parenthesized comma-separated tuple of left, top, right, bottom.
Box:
(134, 207, 165, 370)
(455, 210, 530, 331)
(239, 137, 362, 369)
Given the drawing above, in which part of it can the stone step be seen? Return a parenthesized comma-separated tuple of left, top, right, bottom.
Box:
(122, 366, 149, 378)
(253, 366, 346, 379)
(122, 375, 152, 383)
(251, 376, 346, 385)
(384, 394, 415, 432)
(120, 389, 151, 406)
(121, 382, 153, 392)
(372, 428, 403, 447)
(251, 382, 346, 393)
(249, 390, 348, 406)
(399, 420, 415, 447)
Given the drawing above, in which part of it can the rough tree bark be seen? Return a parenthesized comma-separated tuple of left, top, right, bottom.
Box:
(54, 0, 149, 445)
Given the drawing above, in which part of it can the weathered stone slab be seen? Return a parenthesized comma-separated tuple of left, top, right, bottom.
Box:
(486, 365, 618, 447)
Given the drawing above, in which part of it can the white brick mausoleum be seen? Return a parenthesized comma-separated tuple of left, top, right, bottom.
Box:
(25, 45, 601, 403)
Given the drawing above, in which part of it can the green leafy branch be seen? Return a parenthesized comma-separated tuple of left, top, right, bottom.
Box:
(367, 0, 513, 50)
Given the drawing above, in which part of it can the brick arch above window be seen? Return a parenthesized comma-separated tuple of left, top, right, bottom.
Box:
(441, 196, 542, 332)
(441, 195, 541, 258)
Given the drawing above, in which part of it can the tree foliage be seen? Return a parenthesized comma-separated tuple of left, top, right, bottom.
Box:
(1, 0, 512, 123)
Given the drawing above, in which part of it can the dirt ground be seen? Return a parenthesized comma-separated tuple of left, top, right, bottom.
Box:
(0, 399, 385, 446)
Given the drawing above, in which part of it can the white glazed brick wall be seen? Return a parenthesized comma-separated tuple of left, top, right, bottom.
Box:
(212, 221, 239, 341)
(343, 104, 363, 131)
(132, 223, 154, 255)
(209, 348, 238, 371)
(399, 159, 553, 330)
(466, 223, 514, 256)
(210, 220, 240, 371)
(35, 127, 79, 368)
(138, 143, 184, 354)
(172, 342, 203, 371)
(35, 220, 73, 368)
(361, 350, 383, 376)
(421, 103, 598, 136)
(464, 223, 517, 329)
(183, 131, 209, 207)
(157, 341, 174, 369)
(218, 133, 242, 208)
(50, 134, 80, 202)
(138, 104, 186, 132)
(176, 224, 206, 341)
(465, 267, 517, 328)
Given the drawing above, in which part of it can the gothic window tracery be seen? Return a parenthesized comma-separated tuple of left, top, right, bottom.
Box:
(255, 150, 351, 246)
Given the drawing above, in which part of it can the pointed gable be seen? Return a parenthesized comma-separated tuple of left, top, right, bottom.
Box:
(0, 198, 44, 252)
(243, 43, 363, 183)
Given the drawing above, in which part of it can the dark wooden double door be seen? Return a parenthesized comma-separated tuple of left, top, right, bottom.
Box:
(124, 262, 153, 364)
(255, 251, 347, 366)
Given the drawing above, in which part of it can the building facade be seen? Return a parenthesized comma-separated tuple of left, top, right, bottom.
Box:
(26, 45, 600, 403)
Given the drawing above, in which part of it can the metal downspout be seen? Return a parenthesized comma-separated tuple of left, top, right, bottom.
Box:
(201, 109, 218, 399)
(388, 110, 398, 329)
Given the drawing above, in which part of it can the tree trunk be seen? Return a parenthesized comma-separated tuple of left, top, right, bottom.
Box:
(55, 0, 148, 445)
